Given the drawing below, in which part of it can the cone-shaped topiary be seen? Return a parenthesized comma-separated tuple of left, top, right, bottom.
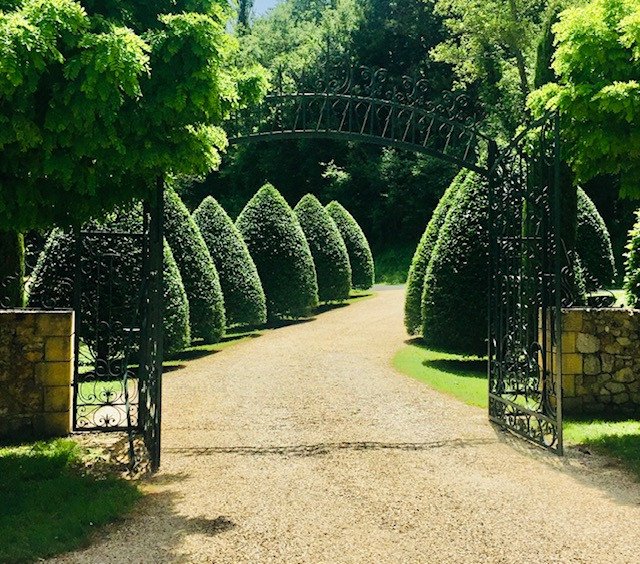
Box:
(294, 194, 352, 303)
(164, 188, 225, 343)
(236, 184, 319, 321)
(28, 220, 191, 356)
(421, 172, 489, 356)
(193, 196, 267, 328)
(163, 241, 191, 354)
(576, 188, 616, 291)
(326, 201, 374, 290)
(404, 170, 469, 335)
(624, 209, 640, 307)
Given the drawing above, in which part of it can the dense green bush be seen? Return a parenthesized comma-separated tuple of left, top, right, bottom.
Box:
(294, 194, 352, 303)
(404, 170, 469, 335)
(576, 188, 616, 291)
(236, 184, 319, 321)
(624, 210, 640, 308)
(28, 219, 191, 356)
(162, 241, 191, 354)
(326, 201, 374, 290)
(164, 188, 225, 343)
(193, 196, 267, 328)
(421, 173, 489, 356)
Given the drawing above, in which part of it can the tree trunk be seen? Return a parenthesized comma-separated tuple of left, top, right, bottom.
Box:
(0, 230, 25, 307)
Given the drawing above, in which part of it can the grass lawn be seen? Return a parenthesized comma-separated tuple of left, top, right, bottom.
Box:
(0, 439, 140, 562)
(394, 341, 640, 479)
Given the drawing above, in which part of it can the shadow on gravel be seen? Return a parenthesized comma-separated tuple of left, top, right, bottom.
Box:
(165, 438, 497, 458)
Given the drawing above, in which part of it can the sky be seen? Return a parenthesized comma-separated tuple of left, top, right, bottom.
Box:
(254, 0, 281, 15)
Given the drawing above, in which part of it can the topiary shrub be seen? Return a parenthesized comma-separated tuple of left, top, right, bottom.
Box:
(193, 196, 267, 328)
(624, 209, 640, 308)
(164, 188, 225, 343)
(404, 170, 469, 335)
(576, 187, 616, 291)
(162, 241, 191, 354)
(28, 218, 191, 357)
(236, 184, 319, 321)
(421, 172, 489, 356)
(326, 201, 374, 290)
(294, 194, 352, 303)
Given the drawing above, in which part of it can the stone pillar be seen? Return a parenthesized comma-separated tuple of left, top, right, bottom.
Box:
(0, 310, 74, 440)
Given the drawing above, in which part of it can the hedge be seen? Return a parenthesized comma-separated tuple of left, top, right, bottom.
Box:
(28, 217, 191, 356)
(193, 196, 267, 328)
(294, 194, 352, 303)
(624, 209, 640, 308)
(421, 172, 489, 356)
(404, 170, 469, 335)
(576, 187, 616, 291)
(164, 188, 225, 343)
(162, 240, 191, 354)
(326, 201, 374, 290)
(236, 184, 319, 321)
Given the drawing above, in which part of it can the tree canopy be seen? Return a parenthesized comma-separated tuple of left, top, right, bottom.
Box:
(0, 0, 267, 231)
(529, 0, 640, 196)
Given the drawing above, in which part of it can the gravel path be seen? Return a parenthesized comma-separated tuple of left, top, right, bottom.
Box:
(56, 287, 640, 563)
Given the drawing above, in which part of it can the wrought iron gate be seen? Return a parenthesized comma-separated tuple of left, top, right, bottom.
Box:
(72, 187, 163, 470)
(487, 115, 564, 453)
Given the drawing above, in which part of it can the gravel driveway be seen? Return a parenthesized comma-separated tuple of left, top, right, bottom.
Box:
(55, 287, 640, 563)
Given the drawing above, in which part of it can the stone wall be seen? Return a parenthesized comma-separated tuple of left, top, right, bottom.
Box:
(0, 310, 74, 440)
(561, 308, 640, 415)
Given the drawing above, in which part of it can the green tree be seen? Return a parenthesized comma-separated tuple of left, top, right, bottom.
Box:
(236, 184, 319, 321)
(0, 0, 266, 304)
(326, 201, 374, 289)
(294, 194, 352, 303)
(164, 188, 226, 343)
(624, 209, 640, 307)
(421, 173, 488, 356)
(404, 169, 469, 335)
(193, 196, 267, 328)
(529, 0, 640, 195)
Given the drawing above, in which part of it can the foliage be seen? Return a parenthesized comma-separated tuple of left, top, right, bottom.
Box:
(576, 187, 616, 290)
(28, 216, 191, 355)
(236, 184, 319, 321)
(164, 188, 225, 343)
(186, 0, 459, 263)
(528, 0, 640, 195)
(193, 196, 267, 327)
(0, 230, 24, 306)
(162, 241, 191, 354)
(404, 170, 469, 335)
(373, 244, 416, 285)
(294, 194, 352, 302)
(0, 0, 267, 232)
(0, 439, 140, 562)
(326, 201, 375, 290)
(421, 172, 489, 356)
(624, 209, 640, 308)
(432, 0, 550, 136)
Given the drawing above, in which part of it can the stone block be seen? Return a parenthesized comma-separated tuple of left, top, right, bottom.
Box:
(36, 313, 73, 337)
(614, 367, 635, 383)
(562, 374, 575, 397)
(563, 310, 583, 332)
(562, 332, 577, 353)
(43, 385, 71, 413)
(600, 353, 614, 373)
(34, 412, 71, 437)
(605, 342, 622, 355)
(36, 362, 73, 387)
(612, 393, 630, 405)
(583, 355, 601, 376)
(576, 333, 600, 354)
(45, 337, 73, 362)
(617, 336, 631, 347)
(562, 353, 582, 375)
(604, 381, 626, 394)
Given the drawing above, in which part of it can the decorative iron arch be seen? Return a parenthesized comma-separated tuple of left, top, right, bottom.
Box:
(228, 62, 494, 176)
